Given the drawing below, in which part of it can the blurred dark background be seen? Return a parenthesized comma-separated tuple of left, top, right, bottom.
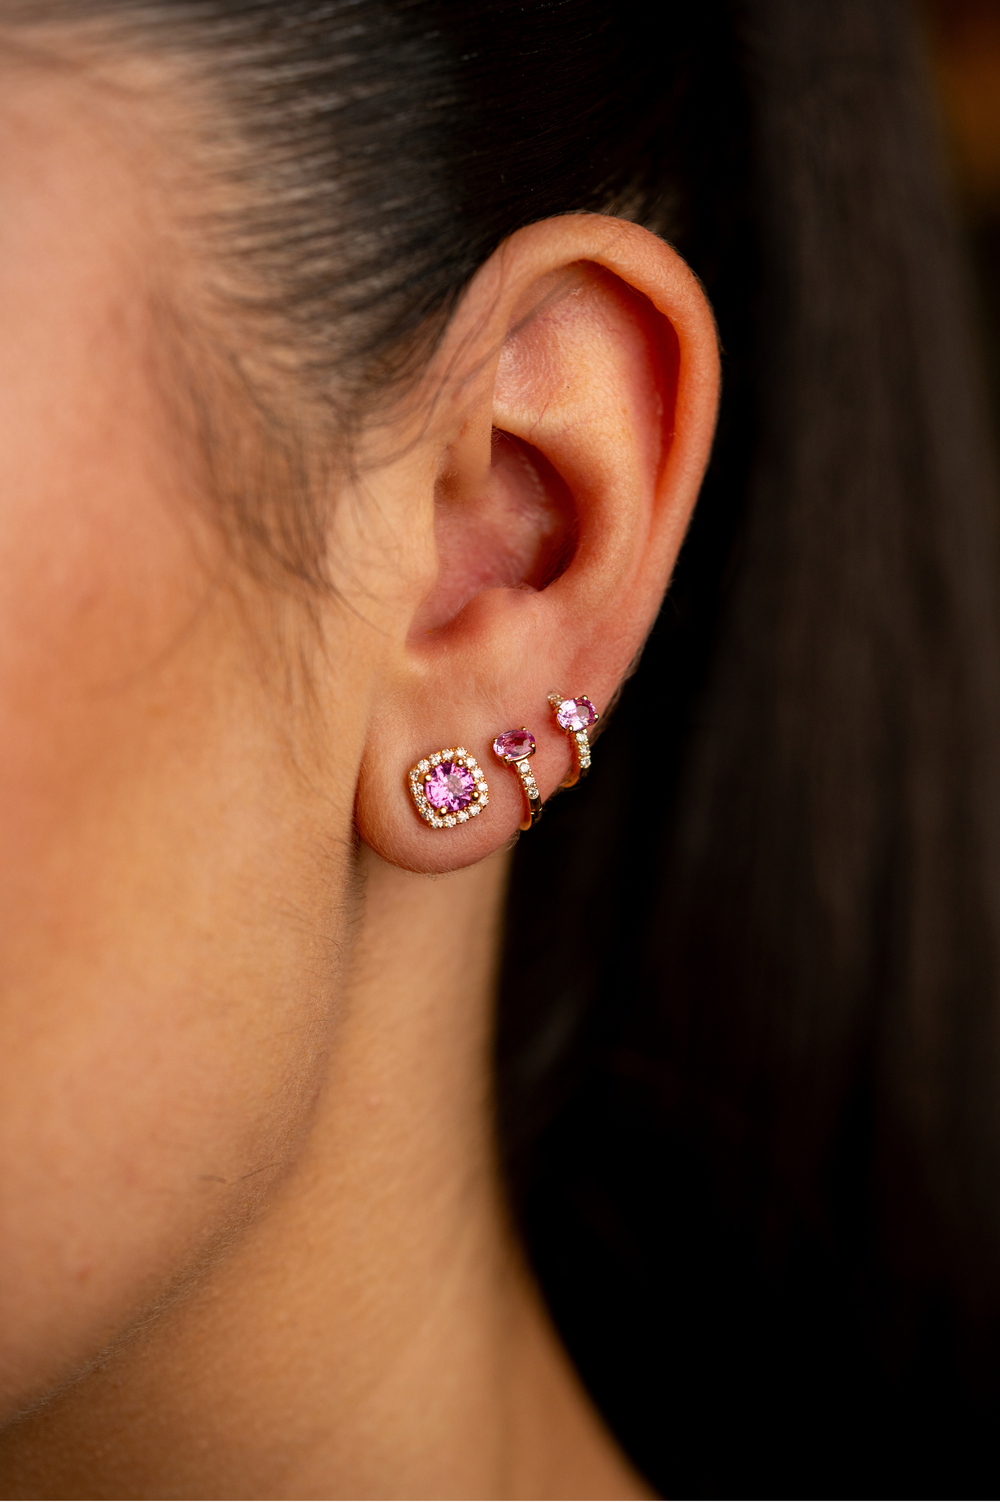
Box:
(499, 4, 1000, 1497)
(925, 0, 1000, 424)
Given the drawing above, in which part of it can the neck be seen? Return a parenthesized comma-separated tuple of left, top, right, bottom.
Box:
(0, 845, 646, 1499)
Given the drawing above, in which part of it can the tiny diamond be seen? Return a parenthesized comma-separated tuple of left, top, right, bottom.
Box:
(429, 752, 441, 765)
(457, 811, 469, 823)
(444, 815, 456, 827)
(442, 749, 454, 758)
(479, 793, 488, 805)
(466, 757, 477, 769)
(418, 759, 430, 772)
(431, 817, 443, 828)
(455, 747, 467, 757)
(469, 804, 481, 816)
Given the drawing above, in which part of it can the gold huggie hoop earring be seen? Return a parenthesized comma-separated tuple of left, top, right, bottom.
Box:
(548, 693, 599, 787)
(492, 729, 542, 830)
(407, 747, 489, 829)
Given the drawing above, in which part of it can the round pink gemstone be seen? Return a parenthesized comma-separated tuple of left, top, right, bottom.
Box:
(493, 729, 535, 762)
(424, 761, 475, 812)
(555, 696, 596, 732)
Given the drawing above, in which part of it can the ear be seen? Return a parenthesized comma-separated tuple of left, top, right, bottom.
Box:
(352, 214, 719, 874)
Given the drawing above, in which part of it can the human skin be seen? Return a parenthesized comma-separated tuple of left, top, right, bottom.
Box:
(0, 44, 719, 1500)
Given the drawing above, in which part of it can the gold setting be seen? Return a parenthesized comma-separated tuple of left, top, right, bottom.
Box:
(407, 747, 490, 829)
(548, 692, 599, 787)
(492, 730, 543, 831)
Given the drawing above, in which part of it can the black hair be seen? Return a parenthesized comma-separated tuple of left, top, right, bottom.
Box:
(10, 0, 698, 582)
(15, 0, 1000, 1493)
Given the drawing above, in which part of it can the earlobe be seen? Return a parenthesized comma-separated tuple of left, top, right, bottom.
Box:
(353, 215, 719, 875)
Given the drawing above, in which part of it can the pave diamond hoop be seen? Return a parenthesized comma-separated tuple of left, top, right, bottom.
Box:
(407, 747, 490, 829)
(492, 728, 542, 831)
(548, 693, 599, 787)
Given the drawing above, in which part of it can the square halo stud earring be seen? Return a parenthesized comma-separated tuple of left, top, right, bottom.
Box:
(407, 747, 490, 829)
(548, 692, 599, 787)
(492, 728, 542, 830)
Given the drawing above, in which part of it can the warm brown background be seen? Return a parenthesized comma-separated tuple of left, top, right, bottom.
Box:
(924, 0, 1000, 414)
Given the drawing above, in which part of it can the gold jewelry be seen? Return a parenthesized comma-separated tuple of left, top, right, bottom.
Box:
(492, 729, 542, 830)
(548, 693, 599, 787)
(407, 747, 489, 828)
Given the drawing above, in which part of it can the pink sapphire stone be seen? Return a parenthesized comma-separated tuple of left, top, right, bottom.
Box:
(555, 696, 597, 732)
(493, 729, 535, 762)
(424, 761, 475, 813)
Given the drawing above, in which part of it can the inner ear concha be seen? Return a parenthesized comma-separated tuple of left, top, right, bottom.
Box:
(409, 432, 577, 638)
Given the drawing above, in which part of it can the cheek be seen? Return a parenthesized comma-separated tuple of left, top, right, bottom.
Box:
(0, 416, 317, 1416)
(0, 117, 349, 1416)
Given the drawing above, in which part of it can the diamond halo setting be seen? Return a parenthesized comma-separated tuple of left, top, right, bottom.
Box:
(407, 747, 490, 829)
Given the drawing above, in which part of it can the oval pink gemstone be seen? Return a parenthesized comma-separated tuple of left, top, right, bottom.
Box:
(424, 761, 475, 812)
(555, 696, 596, 732)
(493, 729, 535, 762)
